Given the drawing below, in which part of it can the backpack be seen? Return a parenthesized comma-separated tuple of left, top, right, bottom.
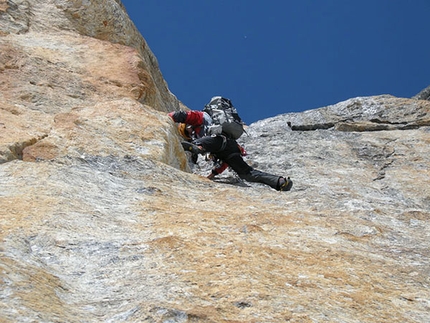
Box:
(203, 96, 245, 139)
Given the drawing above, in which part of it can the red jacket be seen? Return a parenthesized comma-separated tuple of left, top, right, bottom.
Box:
(169, 110, 207, 138)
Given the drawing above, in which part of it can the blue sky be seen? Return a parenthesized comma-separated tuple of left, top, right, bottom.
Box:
(121, 1, 430, 124)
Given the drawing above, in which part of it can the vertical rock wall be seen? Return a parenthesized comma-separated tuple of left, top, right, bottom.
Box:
(1, 1, 429, 322)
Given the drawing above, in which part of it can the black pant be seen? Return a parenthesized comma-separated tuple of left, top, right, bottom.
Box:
(194, 136, 281, 190)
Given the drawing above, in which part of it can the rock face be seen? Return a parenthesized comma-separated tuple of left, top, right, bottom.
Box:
(1, 1, 429, 322)
(413, 85, 430, 101)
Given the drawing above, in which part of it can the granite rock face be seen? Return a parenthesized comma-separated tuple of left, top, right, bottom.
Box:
(1, 1, 430, 322)
(413, 85, 430, 101)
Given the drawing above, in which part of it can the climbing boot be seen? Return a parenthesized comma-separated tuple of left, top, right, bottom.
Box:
(278, 177, 293, 191)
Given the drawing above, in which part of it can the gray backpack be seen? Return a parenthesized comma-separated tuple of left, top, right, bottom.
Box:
(203, 96, 245, 139)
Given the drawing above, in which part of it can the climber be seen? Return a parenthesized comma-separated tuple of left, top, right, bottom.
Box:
(169, 109, 293, 192)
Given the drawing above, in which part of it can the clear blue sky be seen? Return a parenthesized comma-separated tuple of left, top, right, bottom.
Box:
(121, 0, 429, 124)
